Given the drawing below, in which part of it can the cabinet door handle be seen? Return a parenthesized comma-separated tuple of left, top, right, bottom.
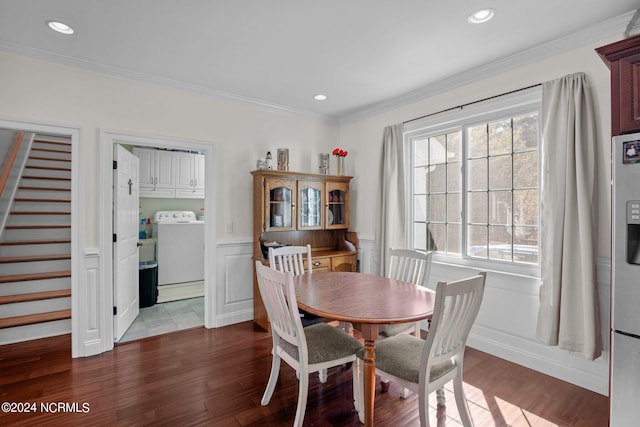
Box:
(313, 261, 321, 266)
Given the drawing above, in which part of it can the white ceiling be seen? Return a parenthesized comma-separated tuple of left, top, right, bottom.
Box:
(0, 1, 638, 121)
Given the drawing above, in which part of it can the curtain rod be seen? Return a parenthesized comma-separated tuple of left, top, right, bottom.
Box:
(402, 83, 542, 125)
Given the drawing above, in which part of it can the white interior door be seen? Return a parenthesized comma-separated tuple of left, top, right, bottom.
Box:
(113, 145, 140, 341)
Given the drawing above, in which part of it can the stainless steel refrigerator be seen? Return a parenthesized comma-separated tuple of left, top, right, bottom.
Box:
(610, 132, 640, 426)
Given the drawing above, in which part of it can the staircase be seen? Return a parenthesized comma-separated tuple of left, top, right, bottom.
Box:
(0, 136, 72, 344)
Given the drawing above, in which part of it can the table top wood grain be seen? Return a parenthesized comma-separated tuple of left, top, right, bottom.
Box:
(293, 271, 435, 325)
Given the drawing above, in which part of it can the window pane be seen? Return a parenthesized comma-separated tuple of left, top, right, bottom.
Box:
(467, 225, 488, 258)
(414, 166, 427, 193)
(447, 224, 461, 255)
(414, 222, 427, 250)
(468, 192, 487, 224)
(429, 223, 446, 252)
(429, 164, 446, 193)
(447, 161, 461, 192)
(489, 225, 512, 262)
(489, 191, 511, 225)
(430, 135, 447, 164)
(414, 195, 426, 222)
(513, 189, 538, 226)
(447, 131, 462, 161)
(467, 125, 487, 158)
(489, 154, 512, 190)
(414, 138, 429, 166)
(513, 113, 538, 152)
(447, 193, 461, 222)
(430, 194, 446, 222)
(489, 119, 512, 156)
(468, 158, 487, 191)
(513, 151, 538, 188)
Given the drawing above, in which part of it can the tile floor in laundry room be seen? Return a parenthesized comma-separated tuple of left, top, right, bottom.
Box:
(120, 297, 204, 342)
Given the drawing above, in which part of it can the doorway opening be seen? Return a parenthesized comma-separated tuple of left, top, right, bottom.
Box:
(101, 131, 216, 348)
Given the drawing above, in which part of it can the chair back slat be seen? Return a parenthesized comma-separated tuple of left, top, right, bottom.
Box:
(387, 249, 432, 287)
(269, 245, 312, 276)
(255, 261, 307, 360)
(421, 272, 486, 368)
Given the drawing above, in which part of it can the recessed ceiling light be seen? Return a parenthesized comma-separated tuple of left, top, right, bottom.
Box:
(313, 94, 328, 101)
(467, 9, 495, 24)
(47, 21, 74, 35)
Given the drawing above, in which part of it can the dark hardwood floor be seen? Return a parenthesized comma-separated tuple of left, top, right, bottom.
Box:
(0, 322, 608, 426)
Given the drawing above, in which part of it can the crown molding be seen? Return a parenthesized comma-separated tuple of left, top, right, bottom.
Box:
(0, 41, 338, 125)
(340, 9, 639, 124)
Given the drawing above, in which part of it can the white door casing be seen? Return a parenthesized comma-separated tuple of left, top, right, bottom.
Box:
(113, 145, 140, 341)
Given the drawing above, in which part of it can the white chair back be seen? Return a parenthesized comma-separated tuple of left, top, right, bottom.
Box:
(387, 248, 432, 287)
(269, 244, 312, 276)
(255, 261, 307, 360)
(421, 272, 486, 380)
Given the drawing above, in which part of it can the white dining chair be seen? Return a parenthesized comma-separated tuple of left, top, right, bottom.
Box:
(268, 244, 312, 276)
(268, 245, 328, 328)
(353, 272, 487, 426)
(255, 261, 363, 427)
(379, 248, 433, 338)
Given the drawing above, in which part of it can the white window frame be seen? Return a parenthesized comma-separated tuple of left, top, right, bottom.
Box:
(404, 87, 542, 277)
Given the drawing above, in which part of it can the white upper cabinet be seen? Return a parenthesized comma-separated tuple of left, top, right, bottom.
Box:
(175, 152, 205, 198)
(133, 147, 204, 199)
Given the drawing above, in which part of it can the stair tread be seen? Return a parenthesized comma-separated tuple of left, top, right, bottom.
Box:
(0, 289, 71, 304)
(5, 225, 70, 229)
(0, 310, 71, 329)
(33, 139, 71, 147)
(0, 270, 72, 283)
(0, 253, 71, 263)
(25, 165, 71, 172)
(18, 186, 70, 192)
(28, 156, 71, 163)
(14, 197, 71, 203)
(22, 175, 71, 181)
(31, 147, 72, 155)
(0, 239, 71, 246)
(10, 211, 70, 215)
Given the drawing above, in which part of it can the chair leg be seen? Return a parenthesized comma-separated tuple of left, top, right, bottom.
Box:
(418, 387, 431, 427)
(436, 387, 446, 406)
(261, 353, 281, 405)
(453, 373, 473, 427)
(293, 369, 310, 427)
(353, 359, 365, 424)
(318, 368, 328, 383)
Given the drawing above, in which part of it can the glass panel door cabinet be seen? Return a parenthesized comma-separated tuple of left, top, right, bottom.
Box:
(299, 181, 324, 229)
(326, 181, 349, 229)
(265, 178, 296, 231)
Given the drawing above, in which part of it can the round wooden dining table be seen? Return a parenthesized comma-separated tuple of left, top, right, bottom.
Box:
(293, 271, 436, 427)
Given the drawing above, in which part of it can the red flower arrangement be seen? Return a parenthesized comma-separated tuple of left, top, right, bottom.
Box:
(332, 148, 348, 157)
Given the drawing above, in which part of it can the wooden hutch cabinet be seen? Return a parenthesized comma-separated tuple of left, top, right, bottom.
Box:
(251, 169, 357, 331)
(596, 33, 640, 136)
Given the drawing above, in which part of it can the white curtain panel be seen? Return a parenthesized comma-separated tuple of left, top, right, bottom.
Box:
(374, 124, 406, 276)
(536, 72, 603, 360)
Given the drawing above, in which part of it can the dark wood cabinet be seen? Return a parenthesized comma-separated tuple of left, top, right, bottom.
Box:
(596, 34, 640, 136)
(251, 169, 357, 331)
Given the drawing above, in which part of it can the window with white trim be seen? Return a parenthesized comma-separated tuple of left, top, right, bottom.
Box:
(408, 92, 540, 267)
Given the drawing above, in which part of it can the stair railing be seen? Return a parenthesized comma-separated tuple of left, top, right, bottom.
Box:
(0, 131, 34, 237)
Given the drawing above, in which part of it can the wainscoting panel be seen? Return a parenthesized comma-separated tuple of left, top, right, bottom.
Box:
(215, 240, 254, 327)
(74, 249, 104, 357)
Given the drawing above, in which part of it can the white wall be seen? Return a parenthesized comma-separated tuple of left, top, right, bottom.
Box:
(0, 51, 339, 246)
(339, 35, 622, 395)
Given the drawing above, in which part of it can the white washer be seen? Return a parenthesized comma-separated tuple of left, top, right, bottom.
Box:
(153, 211, 204, 286)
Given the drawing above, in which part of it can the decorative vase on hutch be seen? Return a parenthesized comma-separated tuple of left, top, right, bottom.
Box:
(336, 156, 345, 175)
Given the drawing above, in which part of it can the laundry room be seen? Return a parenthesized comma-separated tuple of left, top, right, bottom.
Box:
(119, 143, 206, 342)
